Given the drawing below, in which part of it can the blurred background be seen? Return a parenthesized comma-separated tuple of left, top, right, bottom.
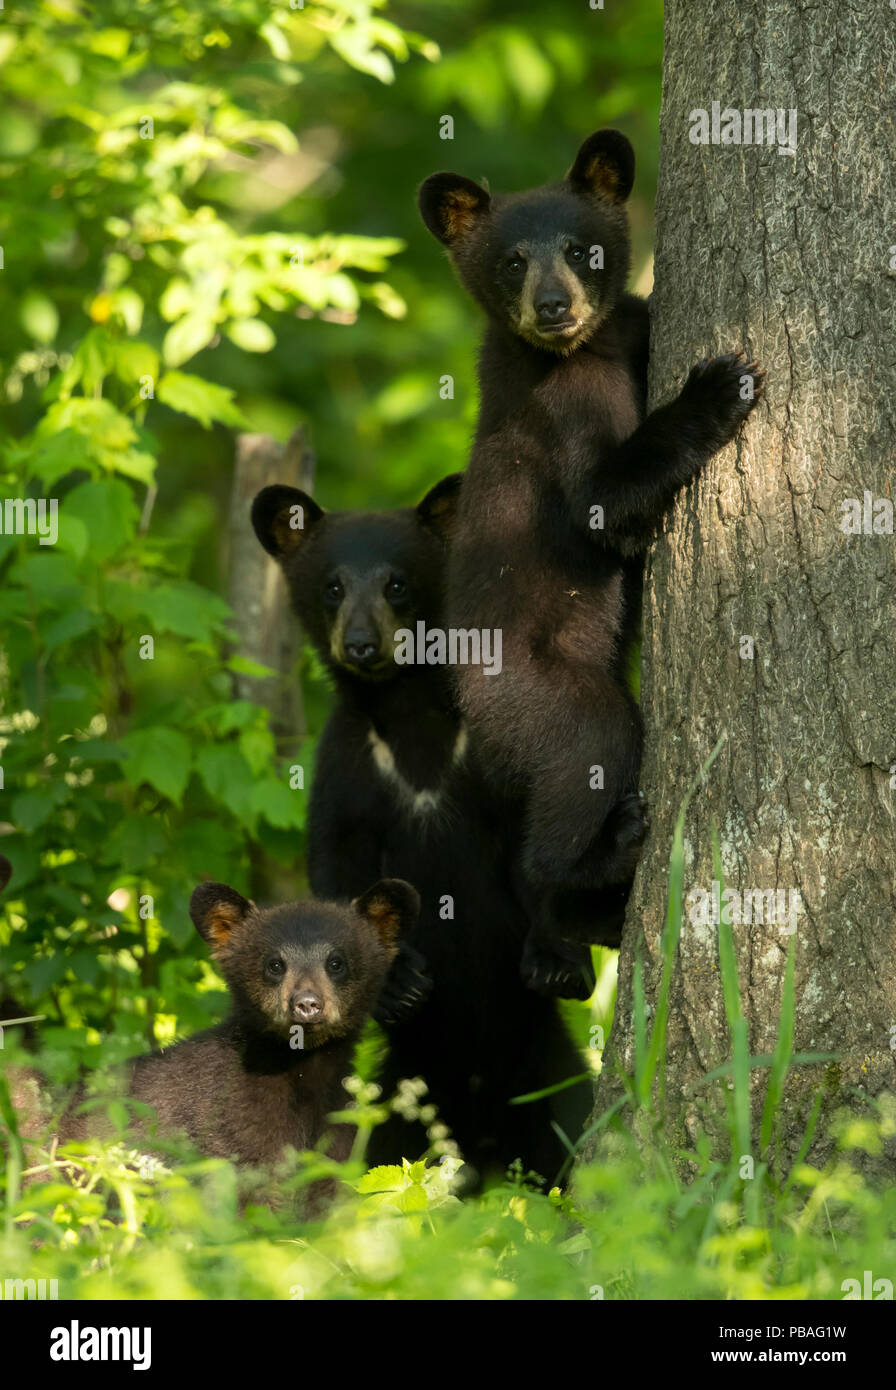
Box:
(0, 0, 661, 1071)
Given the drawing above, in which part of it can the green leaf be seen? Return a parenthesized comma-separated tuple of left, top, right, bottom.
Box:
(9, 550, 82, 601)
(194, 744, 257, 822)
(36, 398, 149, 480)
(11, 786, 66, 833)
(398, 1183, 429, 1213)
(67, 949, 101, 986)
(227, 654, 278, 679)
(159, 278, 194, 322)
(43, 608, 97, 652)
(259, 19, 291, 62)
(368, 281, 407, 319)
(54, 513, 89, 560)
(162, 313, 217, 368)
(63, 478, 139, 563)
(250, 778, 303, 829)
(136, 581, 231, 643)
(110, 449, 156, 485)
(104, 815, 168, 871)
(66, 328, 115, 395)
(109, 288, 144, 336)
(103, 252, 132, 291)
(157, 372, 245, 429)
(23, 953, 70, 995)
(356, 1165, 406, 1193)
(24, 428, 93, 490)
(201, 700, 260, 734)
(89, 27, 130, 59)
(21, 292, 59, 344)
(175, 819, 243, 884)
(195, 744, 250, 798)
(321, 272, 359, 313)
(501, 31, 554, 111)
(225, 318, 276, 353)
(120, 727, 192, 804)
(239, 725, 274, 775)
(111, 339, 158, 388)
(329, 27, 395, 84)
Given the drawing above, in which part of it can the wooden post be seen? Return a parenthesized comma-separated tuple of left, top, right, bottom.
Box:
(228, 427, 316, 749)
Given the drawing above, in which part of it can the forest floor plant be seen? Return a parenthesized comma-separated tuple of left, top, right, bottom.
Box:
(1, 751, 892, 1300)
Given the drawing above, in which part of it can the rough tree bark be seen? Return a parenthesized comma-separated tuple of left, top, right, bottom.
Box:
(228, 426, 315, 746)
(228, 427, 316, 901)
(589, 1, 896, 1173)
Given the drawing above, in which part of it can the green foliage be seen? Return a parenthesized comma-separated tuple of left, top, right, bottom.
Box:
(2, 830, 894, 1300)
(0, 0, 437, 1065)
(2, 755, 893, 1302)
(7, 0, 883, 1308)
(0, 0, 662, 1084)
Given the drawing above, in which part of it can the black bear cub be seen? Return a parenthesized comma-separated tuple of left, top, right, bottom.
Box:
(419, 130, 764, 962)
(251, 479, 593, 1186)
(66, 877, 419, 1190)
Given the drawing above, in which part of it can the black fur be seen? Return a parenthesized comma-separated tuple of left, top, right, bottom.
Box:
(419, 130, 764, 963)
(251, 481, 593, 1186)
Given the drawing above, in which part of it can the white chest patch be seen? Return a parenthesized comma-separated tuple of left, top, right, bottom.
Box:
(367, 725, 468, 817)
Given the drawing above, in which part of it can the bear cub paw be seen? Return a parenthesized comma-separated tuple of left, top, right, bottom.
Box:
(521, 933, 596, 1000)
(683, 351, 766, 448)
(373, 940, 433, 1026)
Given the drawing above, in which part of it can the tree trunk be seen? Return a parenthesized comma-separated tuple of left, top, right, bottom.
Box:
(588, 0, 896, 1173)
(228, 426, 316, 747)
(228, 428, 316, 902)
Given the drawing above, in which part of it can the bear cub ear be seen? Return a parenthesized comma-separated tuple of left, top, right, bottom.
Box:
(190, 882, 254, 951)
(352, 878, 421, 954)
(418, 172, 491, 246)
(417, 472, 463, 540)
(0, 854, 11, 893)
(251, 485, 324, 560)
(567, 129, 635, 206)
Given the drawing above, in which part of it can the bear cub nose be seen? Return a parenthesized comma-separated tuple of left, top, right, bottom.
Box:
(535, 291, 572, 323)
(291, 992, 323, 1022)
(344, 640, 379, 664)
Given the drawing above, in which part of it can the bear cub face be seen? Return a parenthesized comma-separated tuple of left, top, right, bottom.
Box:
(251, 475, 460, 681)
(190, 878, 419, 1048)
(419, 129, 635, 355)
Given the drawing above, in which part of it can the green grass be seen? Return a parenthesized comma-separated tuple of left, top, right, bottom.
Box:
(1, 762, 893, 1301)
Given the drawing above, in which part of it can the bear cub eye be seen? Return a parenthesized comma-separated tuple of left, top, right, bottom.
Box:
(386, 576, 407, 601)
(326, 953, 347, 979)
(324, 578, 344, 603)
(566, 244, 586, 264)
(264, 956, 286, 982)
(505, 255, 526, 276)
